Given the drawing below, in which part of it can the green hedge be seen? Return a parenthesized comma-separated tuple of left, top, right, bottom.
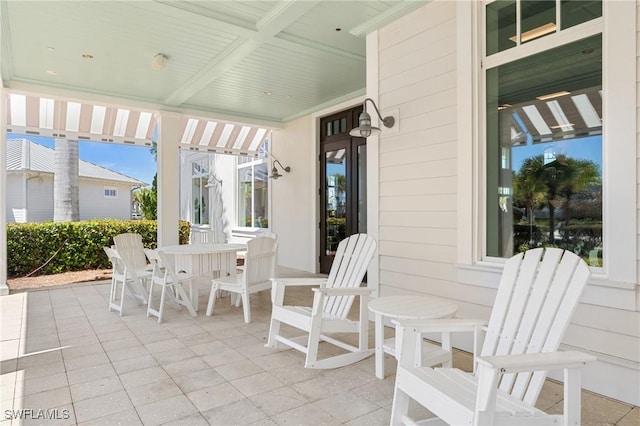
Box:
(7, 220, 190, 277)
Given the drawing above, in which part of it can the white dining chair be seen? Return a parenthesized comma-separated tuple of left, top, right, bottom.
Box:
(146, 249, 197, 323)
(206, 236, 277, 323)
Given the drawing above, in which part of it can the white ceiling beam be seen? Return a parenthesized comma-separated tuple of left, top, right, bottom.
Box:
(256, 1, 320, 36)
(158, 0, 362, 62)
(350, 0, 430, 37)
(163, 0, 320, 107)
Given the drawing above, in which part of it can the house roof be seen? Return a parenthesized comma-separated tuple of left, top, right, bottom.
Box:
(6, 138, 145, 186)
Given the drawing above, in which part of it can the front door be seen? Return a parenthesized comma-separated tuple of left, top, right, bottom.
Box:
(319, 107, 367, 273)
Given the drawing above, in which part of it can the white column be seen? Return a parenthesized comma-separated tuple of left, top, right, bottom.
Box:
(0, 91, 9, 295)
(156, 111, 181, 247)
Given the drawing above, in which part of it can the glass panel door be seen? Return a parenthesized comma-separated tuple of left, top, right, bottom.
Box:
(324, 146, 347, 265)
(319, 139, 367, 273)
(319, 106, 365, 273)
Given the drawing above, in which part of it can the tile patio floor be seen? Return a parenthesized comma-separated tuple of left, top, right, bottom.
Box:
(1, 266, 638, 425)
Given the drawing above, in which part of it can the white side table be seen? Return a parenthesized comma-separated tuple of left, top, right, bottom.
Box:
(368, 295, 458, 379)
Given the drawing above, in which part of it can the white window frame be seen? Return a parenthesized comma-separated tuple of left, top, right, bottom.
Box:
(235, 156, 269, 229)
(456, 1, 636, 305)
(104, 186, 117, 198)
(190, 157, 209, 225)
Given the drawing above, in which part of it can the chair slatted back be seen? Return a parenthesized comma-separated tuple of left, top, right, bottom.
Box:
(156, 251, 183, 283)
(323, 234, 376, 319)
(114, 233, 148, 272)
(480, 248, 590, 406)
(244, 236, 278, 288)
(191, 228, 214, 244)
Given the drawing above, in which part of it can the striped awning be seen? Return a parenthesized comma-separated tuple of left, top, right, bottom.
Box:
(5, 93, 271, 156)
(503, 87, 602, 146)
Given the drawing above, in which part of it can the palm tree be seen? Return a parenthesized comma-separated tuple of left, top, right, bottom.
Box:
(53, 138, 79, 222)
(513, 160, 546, 244)
(559, 158, 601, 229)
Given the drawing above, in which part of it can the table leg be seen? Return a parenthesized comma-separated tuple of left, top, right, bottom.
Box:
(375, 313, 384, 379)
(189, 279, 198, 312)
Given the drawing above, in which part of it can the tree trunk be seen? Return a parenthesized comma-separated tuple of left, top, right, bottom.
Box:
(53, 138, 80, 222)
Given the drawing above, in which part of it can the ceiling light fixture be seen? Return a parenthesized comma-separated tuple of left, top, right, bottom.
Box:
(270, 159, 290, 180)
(349, 98, 395, 138)
(46, 70, 58, 75)
(509, 22, 556, 43)
(151, 53, 168, 70)
(536, 91, 570, 101)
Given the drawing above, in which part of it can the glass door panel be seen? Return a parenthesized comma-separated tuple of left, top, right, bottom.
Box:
(324, 147, 347, 261)
(319, 106, 365, 273)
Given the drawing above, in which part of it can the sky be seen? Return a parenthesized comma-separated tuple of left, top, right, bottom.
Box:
(7, 134, 157, 185)
(511, 134, 602, 174)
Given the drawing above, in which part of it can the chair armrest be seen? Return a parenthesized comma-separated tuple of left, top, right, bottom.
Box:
(312, 287, 374, 296)
(476, 351, 597, 374)
(394, 318, 488, 368)
(270, 278, 328, 287)
(270, 278, 327, 306)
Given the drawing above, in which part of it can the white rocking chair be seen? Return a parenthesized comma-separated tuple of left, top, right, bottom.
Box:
(391, 247, 596, 426)
(266, 233, 376, 369)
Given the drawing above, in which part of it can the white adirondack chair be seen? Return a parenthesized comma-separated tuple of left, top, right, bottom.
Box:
(103, 246, 146, 316)
(391, 248, 596, 426)
(113, 233, 151, 299)
(205, 236, 277, 323)
(145, 249, 197, 323)
(266, 233, 376, 369)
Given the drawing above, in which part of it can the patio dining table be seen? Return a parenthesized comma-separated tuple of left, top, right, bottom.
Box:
(157, 243, 245, 312)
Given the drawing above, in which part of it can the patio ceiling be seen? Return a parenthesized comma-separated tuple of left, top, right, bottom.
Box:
(0, 0, 428, 127)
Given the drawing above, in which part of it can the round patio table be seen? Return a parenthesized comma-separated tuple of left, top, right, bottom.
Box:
(368, 295, 458, 379)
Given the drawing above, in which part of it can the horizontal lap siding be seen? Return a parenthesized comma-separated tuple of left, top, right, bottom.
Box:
(79, 180, 132, 221)
(27, 177, 54, 222)
(6, 175, 24, 222)
(377, 1, 459, 299)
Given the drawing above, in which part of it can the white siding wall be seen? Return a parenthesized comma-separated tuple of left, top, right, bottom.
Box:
(374, 1, 639, 405)
(377, 1, 459, 300)
(79, 179, 132, 220)
(6, 174, 25, 222)
(26, 175, 54, 222)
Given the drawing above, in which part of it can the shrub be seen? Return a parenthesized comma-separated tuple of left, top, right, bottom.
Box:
(7, 220, 190, 277)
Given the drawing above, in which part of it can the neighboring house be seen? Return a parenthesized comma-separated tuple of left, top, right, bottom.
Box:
(6, 138, 145, 222)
